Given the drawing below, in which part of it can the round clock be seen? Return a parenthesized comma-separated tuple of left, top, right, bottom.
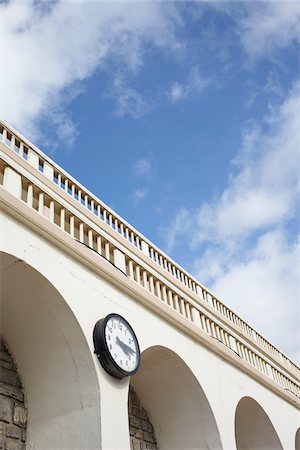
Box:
(93, 313, 141, 379)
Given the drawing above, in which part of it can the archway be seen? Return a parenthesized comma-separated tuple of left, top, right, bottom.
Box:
(296, 428, 300, 450)
(235, 396, 283, 449)
(129, 345, 222, 449)
(0, 252, 101, 449)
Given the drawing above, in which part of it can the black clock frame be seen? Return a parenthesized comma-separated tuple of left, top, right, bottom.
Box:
(93, 313, 141, 379)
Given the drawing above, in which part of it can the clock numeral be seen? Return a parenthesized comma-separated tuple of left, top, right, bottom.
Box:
(129, 338, 132, 344)
(109, 344, 112, 350)
(118, 323, 122, 331)
(108, 326, 112, 333)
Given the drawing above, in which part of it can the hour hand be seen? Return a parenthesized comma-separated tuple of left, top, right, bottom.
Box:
(116, 336, 136, 357)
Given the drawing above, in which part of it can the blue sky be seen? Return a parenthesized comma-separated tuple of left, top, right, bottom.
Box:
(1, 1, 299, 361)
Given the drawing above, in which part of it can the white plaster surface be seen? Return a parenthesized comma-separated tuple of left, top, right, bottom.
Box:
(1, 209, 300, 449)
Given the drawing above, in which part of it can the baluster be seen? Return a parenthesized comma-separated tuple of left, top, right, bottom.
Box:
(136, 265, 141, 284)
(105, 241, 110, 260)
(149, 276, 155, 294)
(88, 229, 93, 248)
(38, 192, 44, 214)
(79, 223, 84, 242)
(155, 280, 161, 299)
(97, 236, 102, 254)
(128, 260, 134, 279)
(173, 294, 179, 312)
(27, 184, 33, 207)
(142, 271, 148, 290)
(60, 208, 65, 230)
(2, 128, 7, 143)
(49, 200, 55, 223)
(167, 290, 174, 308)
(70, 216, 75, 237)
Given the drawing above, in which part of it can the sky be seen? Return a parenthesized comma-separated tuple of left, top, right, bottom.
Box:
(0, 0, 299, 362)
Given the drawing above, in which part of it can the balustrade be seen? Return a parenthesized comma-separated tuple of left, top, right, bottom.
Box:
(0, 120, 299, 401)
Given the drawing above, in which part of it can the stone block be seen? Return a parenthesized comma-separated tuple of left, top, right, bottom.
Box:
(1, 361, 12, 370)
(130, 437, 141, 450)
(143, 431, 156, 444)
(13, 406, 27, 428)
(0, 351, 13, 364)
(6, 425, 22, 440)
(132, 428, 143, 439)
(0, 395, 13, 423)
(0, 368, 17, 387)
(129, 415, 140, 428)
(0, 383, 24, 403)
(21, 430, 26, 443)
(147, 422, 154, 433)
(137, 408, 147, 420)
(141, 419, 149, 431)
(0, 437, 6, 449)
(5, 438, 25, 450)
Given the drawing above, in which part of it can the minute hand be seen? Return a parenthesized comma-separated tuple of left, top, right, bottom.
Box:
(115, 336, 136, 357)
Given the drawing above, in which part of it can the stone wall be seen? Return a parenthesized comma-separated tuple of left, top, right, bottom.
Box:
(128, 387, 157, 450)
(0, 338, 27, 450)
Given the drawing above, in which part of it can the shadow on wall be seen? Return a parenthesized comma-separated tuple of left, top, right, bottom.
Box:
(129, 345, 223, 450)
(0, 252, 101, 450)
(235, 396, 283, 450)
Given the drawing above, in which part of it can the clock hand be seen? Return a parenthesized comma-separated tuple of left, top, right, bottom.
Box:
(115, 336, 136, 357)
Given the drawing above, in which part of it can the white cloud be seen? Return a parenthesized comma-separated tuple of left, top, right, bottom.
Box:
(0, 0, 181, 144)
(191, 81, 300, 246)
(132, 189, 148, 207)
(166, 81, 300, 361)
(133, 158, 153, 179)
(169, 66, 209, 103)
(196, 230, 300, 361)
(237, 2, 300, 60)
(111, 76, 149, 119)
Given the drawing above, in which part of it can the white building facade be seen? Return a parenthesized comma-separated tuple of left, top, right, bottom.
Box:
(0, 120, 299, 450)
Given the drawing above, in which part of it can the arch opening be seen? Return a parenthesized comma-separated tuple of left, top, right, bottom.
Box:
(235, 396, 283, 450)
(296, 428, 300, 450)
(129, 345, 222, 450)
(0, 252, 101, 449)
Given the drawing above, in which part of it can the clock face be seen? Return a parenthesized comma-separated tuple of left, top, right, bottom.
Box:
(105, 315, 139, 373)
(93, 313, 140, 379)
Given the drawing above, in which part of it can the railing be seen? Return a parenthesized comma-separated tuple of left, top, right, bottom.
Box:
(1, 119, 300, 389)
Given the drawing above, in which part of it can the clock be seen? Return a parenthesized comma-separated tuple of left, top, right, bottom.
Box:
(93, 313, 141, 379)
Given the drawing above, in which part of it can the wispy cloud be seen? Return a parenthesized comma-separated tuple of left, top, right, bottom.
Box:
(237, 2, 300, 61)
(111, 76, 150, 119)
(165, 80, 300, 360)
(133, 158, 153, 180)
(0, 1, 181, 144)
(169, 66, 209, 103)
(132, 189, 148, 207)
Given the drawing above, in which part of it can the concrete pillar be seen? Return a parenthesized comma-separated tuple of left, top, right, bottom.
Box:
(43, 161, 54, 181)
(3, 167, 22, 199)
(229, 335, 238, 354)
(191, 307, 201, 326)
(27, 149, 39, 170)
(141, 240, 149, 256)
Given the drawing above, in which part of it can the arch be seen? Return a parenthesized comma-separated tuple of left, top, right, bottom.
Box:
(0, 252, 101, 449)
(129, 345, 222, 449)
(296, 428, 300, 450)
(235, 396, 283, 450)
